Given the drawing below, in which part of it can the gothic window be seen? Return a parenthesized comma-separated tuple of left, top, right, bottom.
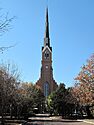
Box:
(44, 82, 49, 97)
(44, 50, 49, 59)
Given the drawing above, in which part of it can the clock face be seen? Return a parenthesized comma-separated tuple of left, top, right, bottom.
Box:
(46, 65, 48, 69)
(44, 50, 49, 59)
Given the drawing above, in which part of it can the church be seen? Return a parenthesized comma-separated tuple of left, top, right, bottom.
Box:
(36, 8, 58, 97)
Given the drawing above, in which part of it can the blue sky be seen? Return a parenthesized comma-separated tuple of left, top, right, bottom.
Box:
(0, 0, 94, 87)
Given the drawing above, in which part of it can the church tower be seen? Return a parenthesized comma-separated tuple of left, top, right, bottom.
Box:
(36, 8, 58, 97)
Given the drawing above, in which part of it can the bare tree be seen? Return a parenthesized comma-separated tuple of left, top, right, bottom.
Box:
(0, 9, 15, 53)
(0, 12, 14, 34)
(0, 63, 20, 124)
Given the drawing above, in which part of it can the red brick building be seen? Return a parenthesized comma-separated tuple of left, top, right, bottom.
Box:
(36, 8, 58, 97)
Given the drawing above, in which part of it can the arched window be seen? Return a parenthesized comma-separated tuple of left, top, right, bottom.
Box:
(44, 82, 49, 97)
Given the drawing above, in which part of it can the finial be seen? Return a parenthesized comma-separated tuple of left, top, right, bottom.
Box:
(46, 0, 48, 7)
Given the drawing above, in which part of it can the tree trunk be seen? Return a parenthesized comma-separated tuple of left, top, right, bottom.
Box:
(1, 105, 5, 125)
(86, 105, 92, 118)
(10, 104, 13, 119)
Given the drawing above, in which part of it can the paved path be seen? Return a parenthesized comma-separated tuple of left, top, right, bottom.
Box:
(27, 121, 91, 125)
(27, 114, 94, 125)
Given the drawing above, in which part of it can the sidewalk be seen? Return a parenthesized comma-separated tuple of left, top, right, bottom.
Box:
(83, 119, 94, 124)
(50, 116, 94, 124)
(28, 114, 94, 124)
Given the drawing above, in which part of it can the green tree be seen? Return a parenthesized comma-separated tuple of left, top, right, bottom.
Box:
(47, 83, 75, 116)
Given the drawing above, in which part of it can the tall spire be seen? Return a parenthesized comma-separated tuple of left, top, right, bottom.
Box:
(44, 7, 50, 48)
(45, 7, 49, 38)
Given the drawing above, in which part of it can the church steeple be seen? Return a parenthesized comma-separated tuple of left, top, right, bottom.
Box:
(45, 7, 49, 39)
(35, 6, 58, 97)
(43, 7, 52, 51)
